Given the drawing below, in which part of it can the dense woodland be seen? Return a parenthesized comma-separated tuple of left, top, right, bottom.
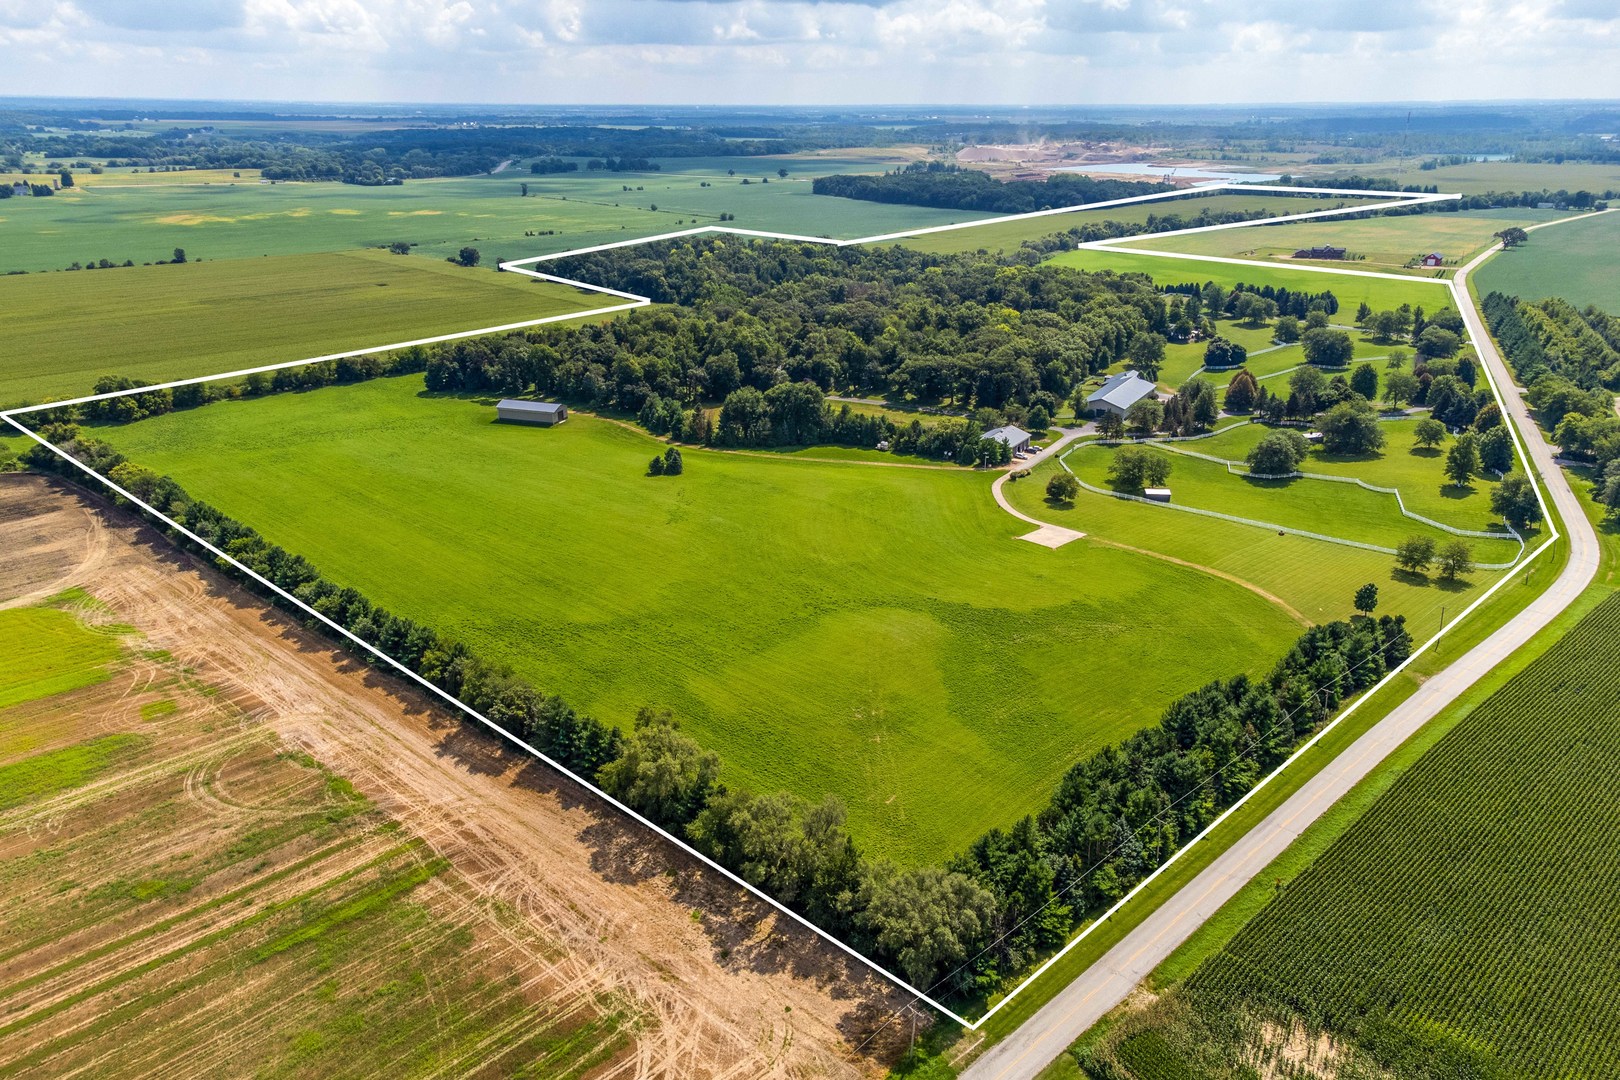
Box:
(812, 162, 1173, 213)
(21, 424, 1412, 1002)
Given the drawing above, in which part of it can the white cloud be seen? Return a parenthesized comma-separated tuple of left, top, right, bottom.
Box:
(0, 0, 1616, 104)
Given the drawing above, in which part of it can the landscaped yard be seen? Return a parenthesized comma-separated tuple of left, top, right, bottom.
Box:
(91, 374, 1306, 865)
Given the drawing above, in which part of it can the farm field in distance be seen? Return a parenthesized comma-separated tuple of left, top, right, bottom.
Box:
(884, 191, 1385, 255)
(89, 376, 1306, 865)
(1045, 246, 1448, 313)
(1, 248, 608, 408)
(1475, 208, 1620, 310)
(1118, 207, 1571, 274)
(1078, 590, 1620, 1078)
(0, 151, 982, 274)
(0, 592, 639, 1078)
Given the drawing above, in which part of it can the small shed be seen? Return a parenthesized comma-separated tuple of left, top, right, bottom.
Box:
(496, 399, 567, 426)
(1421, 252, 1445, 267)
(1144, 488, 1172, 502)
(982, 425, 1033, 454)
(1304, 430, 1324, 444)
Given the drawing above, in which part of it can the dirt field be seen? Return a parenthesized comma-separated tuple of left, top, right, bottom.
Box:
(0, 473, 917, 1078)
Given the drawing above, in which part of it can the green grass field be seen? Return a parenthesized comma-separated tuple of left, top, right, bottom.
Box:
(1475, 209, 1620, 310)
(1119, 208, 1569, 274)
(92, 375, 1305, 864)
(1, 248, 608, 408)
(886, 193, 1382, 256)
(1352, 159, 1620, 196)
(1146, 321, 1394, 392)
(1002, 454, 1503, 633)
(0, 606, 122, 709)
(1045, 247, 1449, 313)
(1092, 592, 1620, 1078)
(0, 154, 980, 274)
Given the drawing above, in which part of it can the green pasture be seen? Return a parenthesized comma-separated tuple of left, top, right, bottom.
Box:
(1351, 159, 1620, 196)
(92, 375, 1303, 865)
(886, 193, 1382, 256)
(1046, 248, 1449, 313)
(0, 733, 149, 811)
(0, 607, 122, 709)
(1062, 440, 1520, 564)
(1132, 321, 1393, 391)
(0, 156, 980, 275)
(1002, 457, 1503, 634)
(1119, 208, 1569, 274)
(1, 249, 607, 408)
(1475, 209, 1620, 310)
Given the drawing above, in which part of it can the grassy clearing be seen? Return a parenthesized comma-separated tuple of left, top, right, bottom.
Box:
(885, 193, 1382, 256)
(1475, 209, 1620, 310)
(1046, 247, 1449, 313)
(0, 154, 975, 274)
(1119, 208, 1570, 273)
(1062, 438, 1521, 564)
(0, 607, 122, 709)
(1, 248, 607, 408)
(1002, 455, 1504, 632)
(1360, 159, 1620, 195)
(93, 375, 1303, 864)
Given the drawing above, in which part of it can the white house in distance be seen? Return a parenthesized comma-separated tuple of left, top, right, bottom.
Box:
(495, 399, 568, 426)
(982, 425, 1033, 454)
(1086, 370, 1157, 420)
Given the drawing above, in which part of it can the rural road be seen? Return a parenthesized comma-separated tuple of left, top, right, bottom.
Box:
(963, 245, 1601, 1080)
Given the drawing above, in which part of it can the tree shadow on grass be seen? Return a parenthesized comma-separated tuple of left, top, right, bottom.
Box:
(1408, 447, 1443, 459)
(1439, 483, 1477, 501)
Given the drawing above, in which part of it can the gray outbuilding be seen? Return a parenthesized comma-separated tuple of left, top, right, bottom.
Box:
(496, 399, 568, 426)
(982, 425, 1033, 454)
(1086, 370, 1157, 420)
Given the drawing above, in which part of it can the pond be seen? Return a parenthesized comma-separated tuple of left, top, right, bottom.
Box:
(1057, 162, 1284, 184)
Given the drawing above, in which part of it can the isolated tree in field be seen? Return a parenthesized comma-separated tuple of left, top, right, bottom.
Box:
(1413, 417, 1448, 450)
(1319, 400, 1386, 455)
(1203, 336, 1247, 369)
(1445, 431, 1481, 487)
(1350, 363, 1379, 402)
(648, 453, 665, 476)
(596, 708, 719, 825)
(1247, 430, 1309, 476)
(777, 168, 789, 178)
(662, 447, 683, 475)
(1355, 301, 1373, 326)
(1125, 398, 1163, 437)
(457, 247, 481, 267)
(1437, 541, 1474, 582)
(1417, 326, 1461, 360)
(1274, 315, 1301, 344)
(1491, 472, 1543, 529)
(1387, 347, 1410, 370)
(1496, 226, 1529, 248)
(171, 247, 186, 264)
(1108, 446, 1171, 492)
(1288, 364, 1328, 416)
(1479, 425, 1513, 474)
(1046, 472, 1080, 503)
(1223, 368, 1259, 413)
(520, 181, 528, 196)
(1125, 332, 1167, 381)
(1096, 410, 1126, 441)
(1303, 328, 1355, 368)
(1305, 309, 1330, 331)
(1354, 583, 1379, 616)
(1232, 291, 1274, 327)
(388, 241, 411, 254)
(59, 168, 73, 187)
(1383, 370, 1420, 407)
(1395, 535, 1438, 574)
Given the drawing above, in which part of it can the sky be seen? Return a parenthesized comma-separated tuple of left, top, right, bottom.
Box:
(1, 0, 1617, 107)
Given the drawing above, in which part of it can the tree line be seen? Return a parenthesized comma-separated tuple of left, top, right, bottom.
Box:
(16, 422, 1413, 1002)
(811, 162, 1175, 214)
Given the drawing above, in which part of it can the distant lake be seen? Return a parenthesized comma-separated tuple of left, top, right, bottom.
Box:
(1057, 163, 1283, 183)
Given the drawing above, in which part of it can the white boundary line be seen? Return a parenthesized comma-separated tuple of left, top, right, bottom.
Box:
(0, 180, 1467, 1029)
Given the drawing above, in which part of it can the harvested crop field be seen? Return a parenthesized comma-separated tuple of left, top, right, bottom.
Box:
(0, 473, 915, 1079)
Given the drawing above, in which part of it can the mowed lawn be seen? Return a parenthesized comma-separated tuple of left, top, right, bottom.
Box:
(1476, 208, 1620, 310)
(1118, 208, 1570, 274)
(94, 376, 1302, 864)
(1, 248, 609, 408)
(1002, 456, 1506, 635)
(886, 193, 1383, 256)
(1047, 248, 1450, 313)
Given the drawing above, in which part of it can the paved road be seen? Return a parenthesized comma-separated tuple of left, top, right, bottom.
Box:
(963, 245, 1601, 1080)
